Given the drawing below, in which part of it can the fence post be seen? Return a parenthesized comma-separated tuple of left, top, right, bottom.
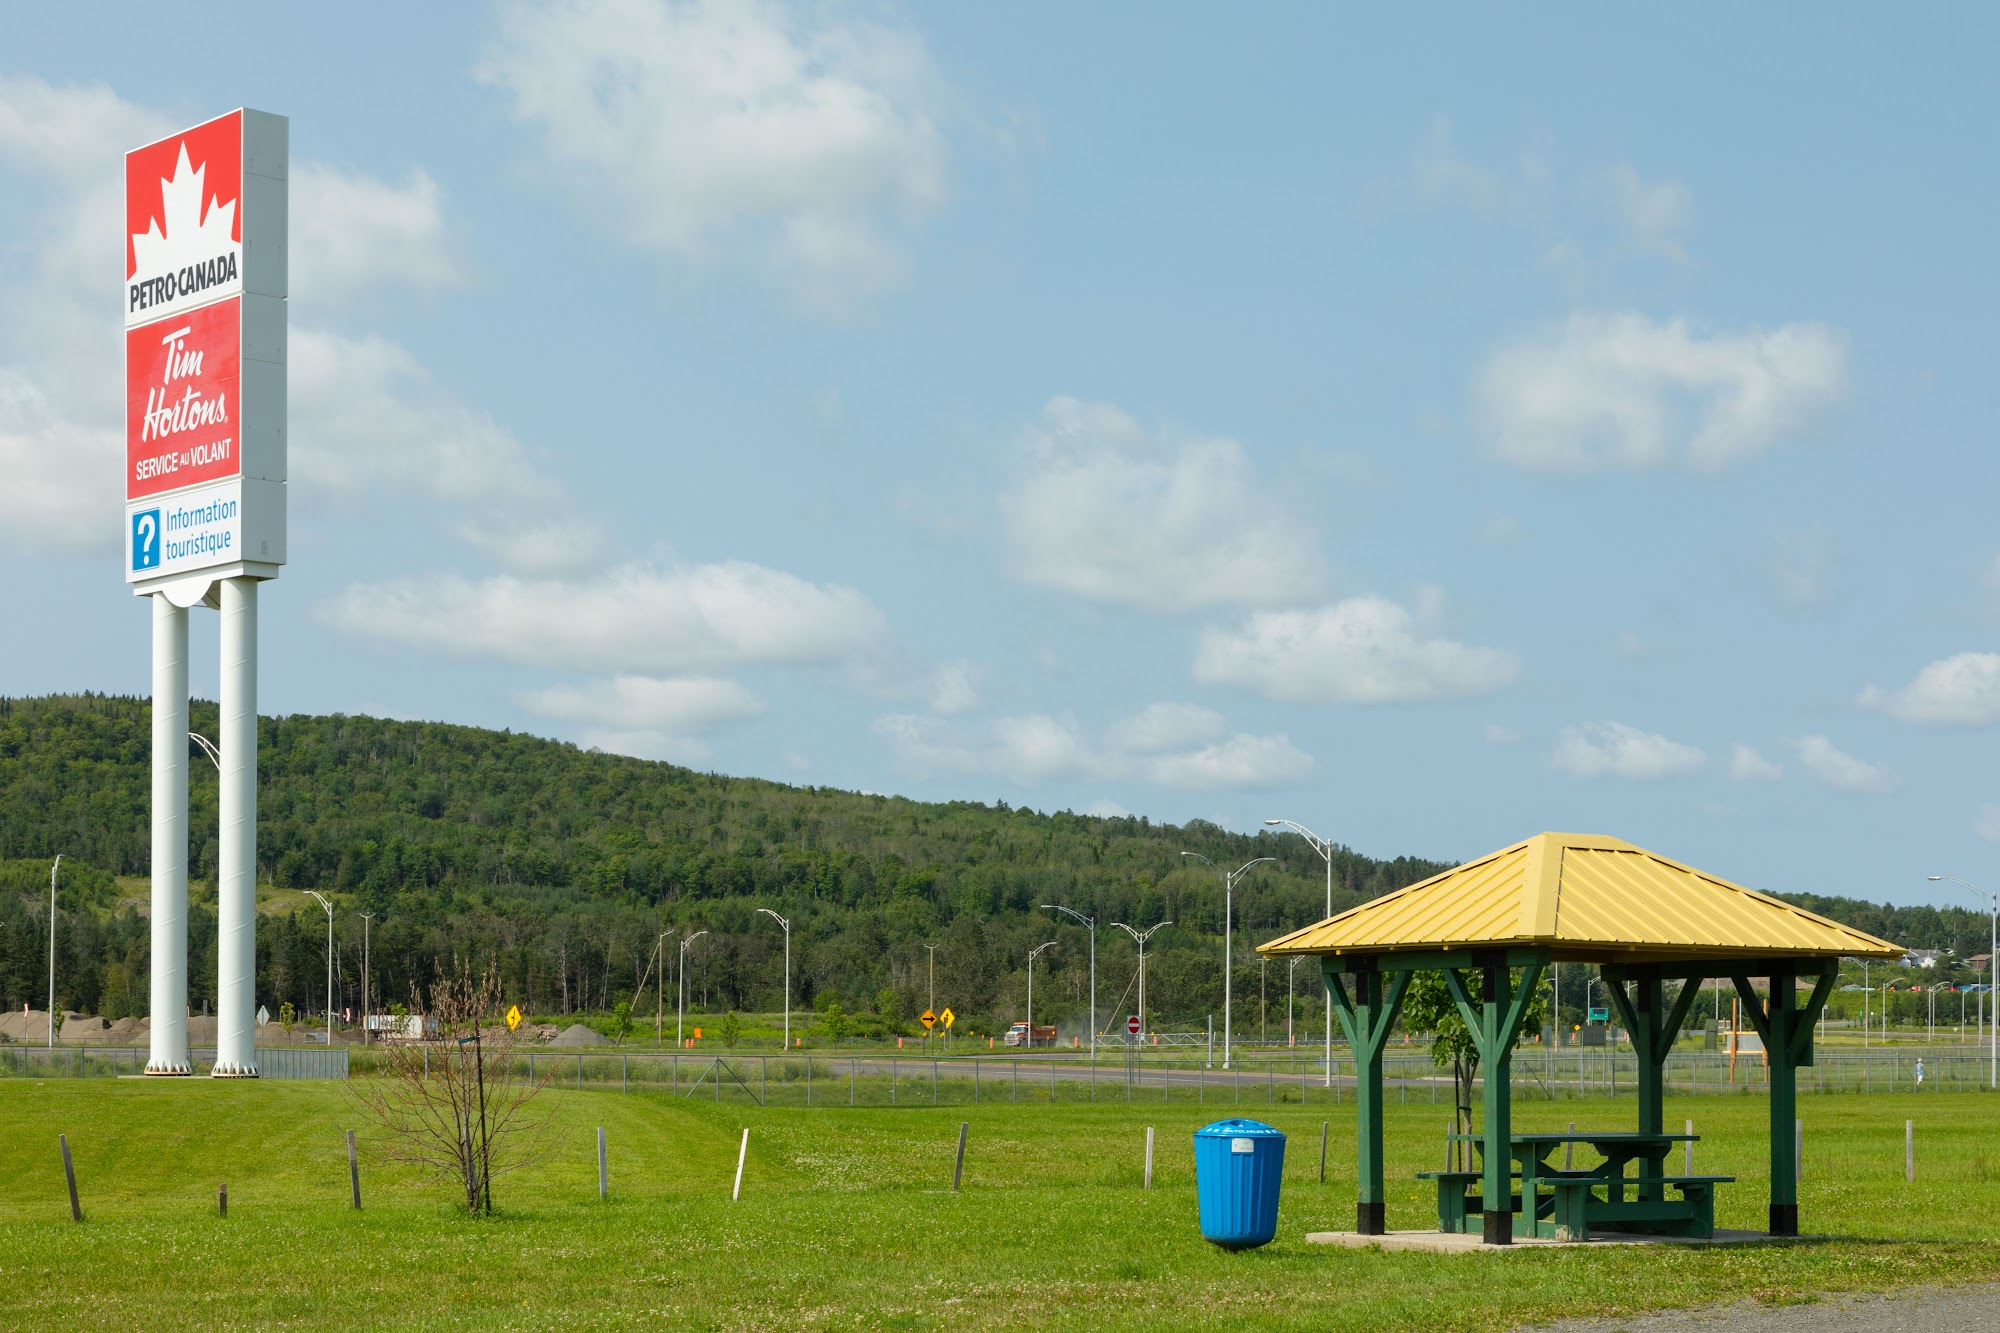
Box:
(218, 1182, 227, 1217)
(598, 1126, 608, 1200)
(1319, 1120, 1328, 1184)
(59, 1134, 80, 1222)
(953, 1122, 968, 1191)
(1146, 1126, 1156, 1190)
(348, 1129, 361, 1209)
(733, 1127, 749, 1201)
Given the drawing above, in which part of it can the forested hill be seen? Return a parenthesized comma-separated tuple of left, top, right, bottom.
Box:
(0, 694, 1441, 1031)
(0, 695, 1977, 1037)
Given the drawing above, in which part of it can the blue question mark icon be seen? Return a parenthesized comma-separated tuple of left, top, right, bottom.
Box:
(132, 509, 161, 571)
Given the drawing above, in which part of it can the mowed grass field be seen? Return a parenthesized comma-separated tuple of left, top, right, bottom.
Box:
(1, 1077, 1996, 1330)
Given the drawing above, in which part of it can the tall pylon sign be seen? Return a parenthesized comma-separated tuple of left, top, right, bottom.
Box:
(126, 110, 288, 1077)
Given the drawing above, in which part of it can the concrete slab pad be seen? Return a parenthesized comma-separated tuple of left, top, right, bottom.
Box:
(1304, 1228, 1792, 1254)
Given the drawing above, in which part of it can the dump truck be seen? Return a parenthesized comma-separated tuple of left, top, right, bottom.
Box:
(1004, 1021, 1057, 1048)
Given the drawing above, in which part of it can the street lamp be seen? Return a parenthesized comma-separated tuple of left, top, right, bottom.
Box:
(1042, 904, 1097, 1055)
(923, 942, 939, 1051)
(301, 889, 334, 1047)
(1264, 819, 1339, 1084)
(1928, 875, 1998, 1089)
(1287, 955, 1303, 1045)
(759, 909, 791, 1051)
(359, 911, 373, 1046)
(655, 930, 677, 1044)
(678, 930, 708, 1048)
(1111, 920, 1172, 1039)
(1183, 852, 1275, 1070)
(47, 855, 61, 1048)
(1026, 941, 1057, 1049)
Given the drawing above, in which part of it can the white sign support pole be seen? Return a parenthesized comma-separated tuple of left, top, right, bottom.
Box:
(146, 593, 191, 1075)
(213, 578, 259, 1077)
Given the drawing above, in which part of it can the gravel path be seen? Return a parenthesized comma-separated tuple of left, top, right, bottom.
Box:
(1520, 1283, 2000, 1332)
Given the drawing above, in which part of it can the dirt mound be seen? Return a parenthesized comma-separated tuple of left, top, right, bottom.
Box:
(550, 1023, 609, 1047)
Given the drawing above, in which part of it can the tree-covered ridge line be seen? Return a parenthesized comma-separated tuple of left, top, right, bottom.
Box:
(0, 694, 1977, 1037)
(0, 694, 1440, 1030)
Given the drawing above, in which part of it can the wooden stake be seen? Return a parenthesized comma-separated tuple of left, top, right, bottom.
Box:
(732, 1127, 749, 1201)
(953, 1122, 968, 1192)
(348, 1130, 361, 1210)
(218, 1183, 227, 1218)
(1318, 1120, 1328, 1184)
(1145, 1126, 1155, 1190)
(1906, 1119, 1914, 1183)
(597, 1126, 608, 1201)
(59, 1134, 80, 1222)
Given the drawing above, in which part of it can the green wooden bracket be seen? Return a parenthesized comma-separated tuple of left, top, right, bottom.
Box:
(1328, 967, 1410, 1057)
(1440, 961, 1545, 1065)
(1788, 962, 1839, 1067)
(1729, 976, 1774, 1048)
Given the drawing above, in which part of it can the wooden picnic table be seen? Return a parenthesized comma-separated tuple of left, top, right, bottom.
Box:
(1419, 1131, 1732, 1241)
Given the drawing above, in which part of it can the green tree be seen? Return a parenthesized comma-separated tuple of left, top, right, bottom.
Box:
(719, 1010, 742, 1048)
(818, 1001, 850, 1046)
(611, 1000, 632, 1045)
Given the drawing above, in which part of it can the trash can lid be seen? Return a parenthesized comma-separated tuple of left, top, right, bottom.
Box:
(1194, 1118, 1284, 1138)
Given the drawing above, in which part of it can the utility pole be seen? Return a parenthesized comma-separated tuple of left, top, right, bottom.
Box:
(48, 855, 60, 1048)
(923, 942, 939, 1052)
(1263, 819, 1339, 1084)
(759, 910, 792, 1051)
(1042, 905, 1097, 1055)
(303, 890, 334, 1047)
(1111, 920, 1172, 1038)
(656, 930, 676, 1044)
(359, 912, 373, 1046)
(1182, 853, 1275, 1070)
(1027, 942, 1057, 1050)
(678, 931, 708, 1047)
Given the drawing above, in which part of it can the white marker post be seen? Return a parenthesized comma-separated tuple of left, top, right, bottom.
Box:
(733, 1128, 749, 1201)
(213, 578, 258, 1076)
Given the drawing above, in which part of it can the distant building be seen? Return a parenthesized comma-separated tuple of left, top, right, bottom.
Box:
(1902, 948, 1942, 969)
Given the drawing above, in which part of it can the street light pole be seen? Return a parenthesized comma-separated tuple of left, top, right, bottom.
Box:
(678, 931, 708, 1048)
(359, 911, 373, 1046)
(302, 889, 334, 1047)
(1027, 941, 1057, 1049)
(1264, 819, 1339, 1084)
(655, 930, 675, 1044)
(1111, 920, 1171, 1038)
(1928, 875, 1999, 1089)
(1183, 852, 1275, 1070)
(1042, 905, 1098, 1055)
(1287, 955, 1302, 1045)
(759, 910, 791, 1051)
(48, 855, 60, 1048)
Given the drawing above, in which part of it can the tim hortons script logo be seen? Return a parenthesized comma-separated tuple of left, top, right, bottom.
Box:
(126, 296, 241, 501)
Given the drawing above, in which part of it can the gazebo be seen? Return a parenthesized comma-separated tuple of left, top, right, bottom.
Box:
(1259, 832, 1902, 1243)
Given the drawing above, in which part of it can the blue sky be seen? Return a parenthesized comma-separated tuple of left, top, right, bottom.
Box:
(3, 3, 1997, 909)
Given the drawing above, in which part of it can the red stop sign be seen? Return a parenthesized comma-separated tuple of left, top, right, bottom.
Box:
(1126, 1015, 1141, 1035)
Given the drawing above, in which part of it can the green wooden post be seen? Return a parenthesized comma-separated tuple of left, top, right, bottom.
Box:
(1327, 956, 1408, 1235)
(1603, 966, 1704, 1202)
(1442, 951, 1545, 1245)
(1733, 962, 1835, 1237)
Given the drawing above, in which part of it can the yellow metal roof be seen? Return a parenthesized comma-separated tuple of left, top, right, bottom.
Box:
(1258, 832, 1902, 962)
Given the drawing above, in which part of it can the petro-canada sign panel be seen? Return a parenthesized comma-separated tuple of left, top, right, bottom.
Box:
(123, 109, 287, 588)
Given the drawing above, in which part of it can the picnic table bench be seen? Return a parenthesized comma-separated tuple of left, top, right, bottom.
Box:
(1420, 1132, 1733, 1240)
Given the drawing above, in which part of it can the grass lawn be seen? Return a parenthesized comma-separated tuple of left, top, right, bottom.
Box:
(0, 1078, 1995, 1330)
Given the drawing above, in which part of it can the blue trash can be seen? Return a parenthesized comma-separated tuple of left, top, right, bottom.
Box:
(1193, 1118, 1286, 1249)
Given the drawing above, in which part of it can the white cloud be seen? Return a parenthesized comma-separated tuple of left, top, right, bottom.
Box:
(0, 369, 120, 548)
(1729, 744, 1783, 782)
(876, 703, 1313, 792)
(1407, 115, 1551, 221)
(518, 674, 762, 732)
(319, 561, 888, 673)
(1475, 313, 1846, 473)
(1083, 799, 1131, 819)
(290, 329, 599, 574)
(1975, 805, 2000, 844)
(1001, 397, 1322, 612)
(291, 163, 466, 304)
(1794, 735, 1893, 793)
(1603, 164, 1692, 262)
(1107, 702, 1225, 754)
(1553, 722, 1704, 780)
(1194, 596, 1519, 704)
(1861, 653, 2000, 726)
(928, 662, 979, 716)
(477, 0, 948, 316)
